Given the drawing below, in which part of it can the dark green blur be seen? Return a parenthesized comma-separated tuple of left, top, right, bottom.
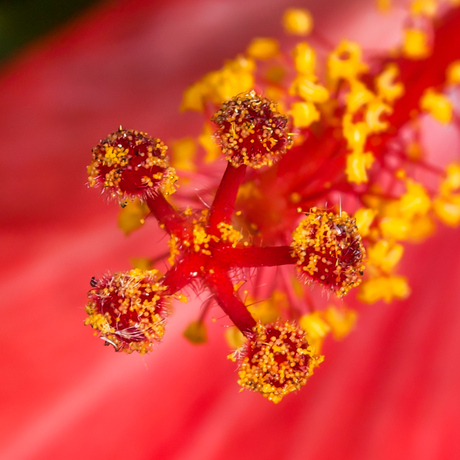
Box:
(0, 0, 103, 63)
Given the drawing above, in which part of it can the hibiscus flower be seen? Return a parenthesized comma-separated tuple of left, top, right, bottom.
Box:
(2, 0, 460, 459)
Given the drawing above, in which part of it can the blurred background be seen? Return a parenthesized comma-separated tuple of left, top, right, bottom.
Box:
(0, 0, 104, 63)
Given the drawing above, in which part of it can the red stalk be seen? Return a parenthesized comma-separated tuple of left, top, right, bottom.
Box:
(207, 163, 247, 234)
(146, 193, 191, 240)
(205, 269, 256, 334)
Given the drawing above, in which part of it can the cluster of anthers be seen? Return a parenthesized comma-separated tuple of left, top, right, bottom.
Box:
(85, 3, 460, 403)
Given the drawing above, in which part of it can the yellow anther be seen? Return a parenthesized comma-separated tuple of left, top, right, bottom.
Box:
(180, 81, 206, 112)
(292, 42, 316, 75)
(345, 150, 375, 184)
(299, 312, 330, 352)
(407, 215, 435, 242)
(282, 8, 313, 35)
(440, 163, 460, 195)
(402, 28, 431, 59)
(247, 294, 283, 324)
(410, 0, 437, 17)
(358, 275, 410, 303)
(184, 321, 208, 344)
(322, 306, 357, 340)
(446, 60, 460, 85)
(399, 179, 431, 218)
(198, 124, 220, 163)
(433, 194, 460, 226)
(290, 76, 329, 103)
(327, 41, 368, 83)
(343, 113, 370, 151)
(375, 64, 404, 102)
(290, 101, 321, 128)
(246, 38, 280, 60)
(345, 80, 375, 113)
(377, 0, 392, 12)
(354, 208, 377, 237)
(365, 100, 392, 133)
(368, 239, 404, 273)
(181, 56, 255, 111)
(118, 199, 150, 235)
(130, 258, 153, 271)
(225, 326, 246, 349)
(420, 88, 453, 124)
(379, 216, 412, 240)
(171, 137, 197, 172)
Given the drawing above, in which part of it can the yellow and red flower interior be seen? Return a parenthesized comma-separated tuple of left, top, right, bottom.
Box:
(84, 3, 460, 402)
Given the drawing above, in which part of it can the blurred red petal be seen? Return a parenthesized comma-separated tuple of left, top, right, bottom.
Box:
(1, 1, 460, 459)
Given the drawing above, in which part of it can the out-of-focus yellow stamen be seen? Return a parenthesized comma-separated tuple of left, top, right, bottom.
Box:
(420, 88, 453, 124)
(433, 194, 460, 226)
(368, 239, 404, 273)
(171, 137, 197, 172)
(410, 0, 437, 17)
(375, 64, 405, 102)
(290, 76, 330, 103)
(358, 275, 410, 303)
(290, 101, 321, 128)
(345, 150, 375, 184)
(402, 28, 431, 59)
(327, 41, 368, 83)
(184, 321, 208, 344)
(446, 60, 460, 85)
(292, 42, 316, 75)
(282, 8, 313, 36)
(118, 199, 150, 235)
(299, 312, 330, 352)
(246, 38, 280, 60)
(354, 208, 377, 237)
(323, 306, 358, 340)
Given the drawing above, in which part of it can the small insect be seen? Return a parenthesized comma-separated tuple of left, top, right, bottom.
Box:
(90, 276, 97, 287)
